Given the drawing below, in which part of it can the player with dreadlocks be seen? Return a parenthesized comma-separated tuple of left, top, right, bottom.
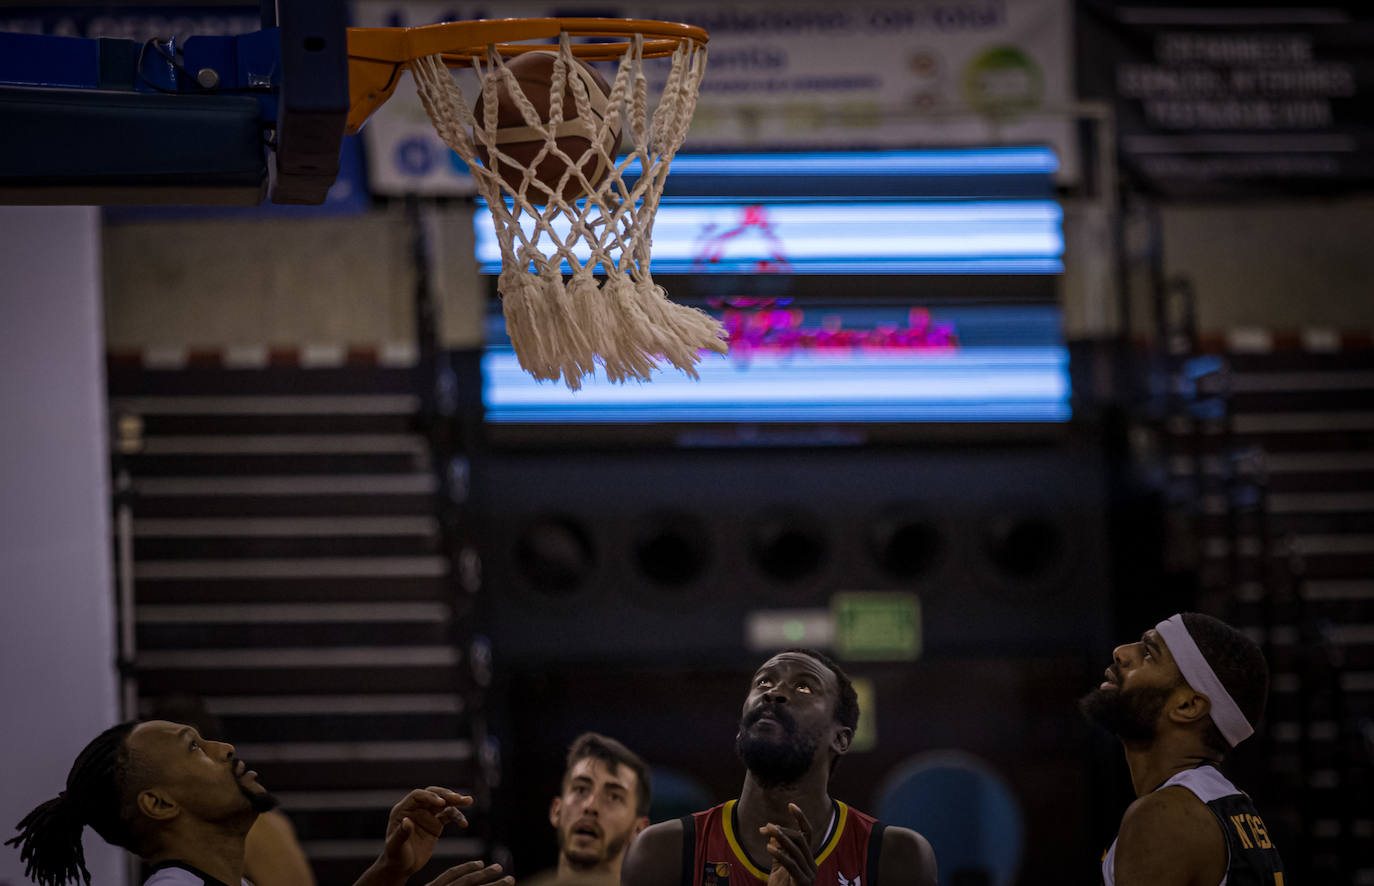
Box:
(7, 719, 513, 886)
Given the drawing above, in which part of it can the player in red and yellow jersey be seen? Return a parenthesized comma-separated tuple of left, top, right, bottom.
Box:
(622, 649, 936, 886)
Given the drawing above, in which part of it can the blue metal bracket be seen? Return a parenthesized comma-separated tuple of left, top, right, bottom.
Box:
(0, 29, 281, 104)
(0, 8, 347, 206)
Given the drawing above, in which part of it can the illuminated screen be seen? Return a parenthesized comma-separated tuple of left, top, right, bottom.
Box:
(475, 200, 1063, 275)
(482, 303, 1071, 424)
(472, 147, 1063, 275)
(479, 147, 1069, 426)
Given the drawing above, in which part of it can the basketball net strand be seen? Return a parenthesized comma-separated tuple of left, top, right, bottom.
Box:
(409, 32, 727, 390)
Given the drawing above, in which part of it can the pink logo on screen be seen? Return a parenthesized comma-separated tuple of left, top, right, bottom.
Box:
(693, 204, 793, 273)
(718, 306, 959, 356)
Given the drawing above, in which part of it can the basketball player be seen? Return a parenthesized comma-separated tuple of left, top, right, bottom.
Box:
(621, 649, 937, 886)
(1080, 613, 1286, 885)
(525, 732, 651, 885)
(7, 719, 511, 886)
(147, 693, 314, 886)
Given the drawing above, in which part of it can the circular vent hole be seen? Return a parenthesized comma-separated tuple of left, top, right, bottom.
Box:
(870, 516, 941, 579)
(750, 514, 826, 583)
(633, 513, 709, 588)
(514, 516, 595, 595)
(986, 517, 1063, 582)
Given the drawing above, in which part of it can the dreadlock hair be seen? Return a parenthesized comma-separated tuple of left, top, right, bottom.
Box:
(564, 732, 653, 817)
(782, 648, 860, 774)
(1181, 612, 1270, 755)
(6, 721, 143, 886)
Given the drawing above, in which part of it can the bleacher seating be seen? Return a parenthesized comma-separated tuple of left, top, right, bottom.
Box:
(1169, 342, 1374, 884)
(107, 353, 487, 885)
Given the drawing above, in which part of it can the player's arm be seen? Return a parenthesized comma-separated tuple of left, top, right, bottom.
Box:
(1112, 787, 1226, 886)
(879, 825, 937, 886)
(620, 818, 685, 886)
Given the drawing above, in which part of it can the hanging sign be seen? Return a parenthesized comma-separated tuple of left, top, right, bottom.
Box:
(1080, 2, 1374, 198)
(352, 0, 1078, 194)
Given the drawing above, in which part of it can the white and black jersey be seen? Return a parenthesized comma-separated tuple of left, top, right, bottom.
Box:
(144, 861, 251, 886)
(1102, 766, 1285, 886)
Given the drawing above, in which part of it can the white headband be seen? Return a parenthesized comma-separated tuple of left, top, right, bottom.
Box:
(1155, 614, 1254, 747)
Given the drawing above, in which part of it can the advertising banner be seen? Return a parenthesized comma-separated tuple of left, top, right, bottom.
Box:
(1080, 2, 1374, 198)
(352, 0, 1077, 195)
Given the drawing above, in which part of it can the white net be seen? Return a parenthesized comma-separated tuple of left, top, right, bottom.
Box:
(409, 31, 727, 390)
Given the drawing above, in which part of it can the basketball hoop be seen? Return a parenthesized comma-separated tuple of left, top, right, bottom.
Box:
(347, 19, 727, 390)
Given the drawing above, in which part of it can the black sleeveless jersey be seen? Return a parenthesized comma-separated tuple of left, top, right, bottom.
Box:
(1200, 789, 1285, 886)
(1102, 765, 1285, 886)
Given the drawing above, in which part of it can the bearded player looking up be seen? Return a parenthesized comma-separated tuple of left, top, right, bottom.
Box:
(622, 649, 936, 886)
(7, 719, 510, 886)
(1080, 613, 1286, 886)
(525, 732, 651, 885)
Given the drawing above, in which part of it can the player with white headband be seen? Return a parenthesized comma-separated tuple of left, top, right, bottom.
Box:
(1079, 612, 1286, 886)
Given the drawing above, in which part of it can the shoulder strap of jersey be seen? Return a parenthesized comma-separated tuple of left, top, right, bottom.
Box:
(679, 814, 696, 886)
(146, 861, 231, 886)
(866, 821, 886, 886)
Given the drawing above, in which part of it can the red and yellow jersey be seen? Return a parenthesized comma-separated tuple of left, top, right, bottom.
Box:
(682, 799, 884, 886)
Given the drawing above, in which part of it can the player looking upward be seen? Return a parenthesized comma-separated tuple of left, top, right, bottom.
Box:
(525, 732, 651, 885)
(622, 649, 936, 886)
(1080, 612, 1285, 885)
(7, 719, 509, 886)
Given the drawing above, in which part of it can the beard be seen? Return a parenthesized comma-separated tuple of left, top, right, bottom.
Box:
(1078, 683, 1175, 743)
(558, 824, 631, 870)
(734, 704, 820, 788)
(240, 782, 280, 814)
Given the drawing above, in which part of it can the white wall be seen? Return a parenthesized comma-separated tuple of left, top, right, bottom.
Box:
(96, 194, 1374, 357)
(0, 206, 123, 886)
(103, 206, 486, 351)
(1159, 197, 1374, 332)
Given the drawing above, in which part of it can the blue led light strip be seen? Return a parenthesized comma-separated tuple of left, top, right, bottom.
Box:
(482, 347, 1072, 424)
(473, 200, 1064, 275)
(621, 147, 1060, 177)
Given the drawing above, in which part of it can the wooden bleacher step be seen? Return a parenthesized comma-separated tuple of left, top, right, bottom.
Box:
(110, 362, 480, 885)
(1167, 345, 1374, 883)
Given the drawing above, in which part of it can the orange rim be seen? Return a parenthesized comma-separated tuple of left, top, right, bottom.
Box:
(346, 17, 708, 134)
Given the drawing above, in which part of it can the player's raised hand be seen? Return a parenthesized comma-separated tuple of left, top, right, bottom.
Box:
(384, 787, 472, 873)
(760, 802, 817, 886)
(422, 859, 513, 886)
(353, 787, 474, 886)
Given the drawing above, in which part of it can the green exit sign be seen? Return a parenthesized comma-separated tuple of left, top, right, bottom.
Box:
(832, 592, 922, 661)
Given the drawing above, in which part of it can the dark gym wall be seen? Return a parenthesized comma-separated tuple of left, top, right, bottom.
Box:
(474, 440, 1115, 882)
(476, 444, 1111, 664)
(501, 656, 1104, 884)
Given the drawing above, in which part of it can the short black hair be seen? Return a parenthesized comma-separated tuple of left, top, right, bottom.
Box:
(6, 721, 144, 886)
(564, 732, 652, 818)
(1181, 613, 1270, 754)
(782, 648, 860, 732)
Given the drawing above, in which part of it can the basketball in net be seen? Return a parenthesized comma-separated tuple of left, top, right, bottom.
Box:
(402, 22, 727, 389)
(472, 51, 620, 203)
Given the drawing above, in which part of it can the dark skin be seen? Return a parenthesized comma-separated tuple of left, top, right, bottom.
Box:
(1100, 630, 1228, 886)
(354, 786, 505, 886)
(123, 721, 511, 886)
(127, 721, 260, 886)
(621, 652, 937, 886)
